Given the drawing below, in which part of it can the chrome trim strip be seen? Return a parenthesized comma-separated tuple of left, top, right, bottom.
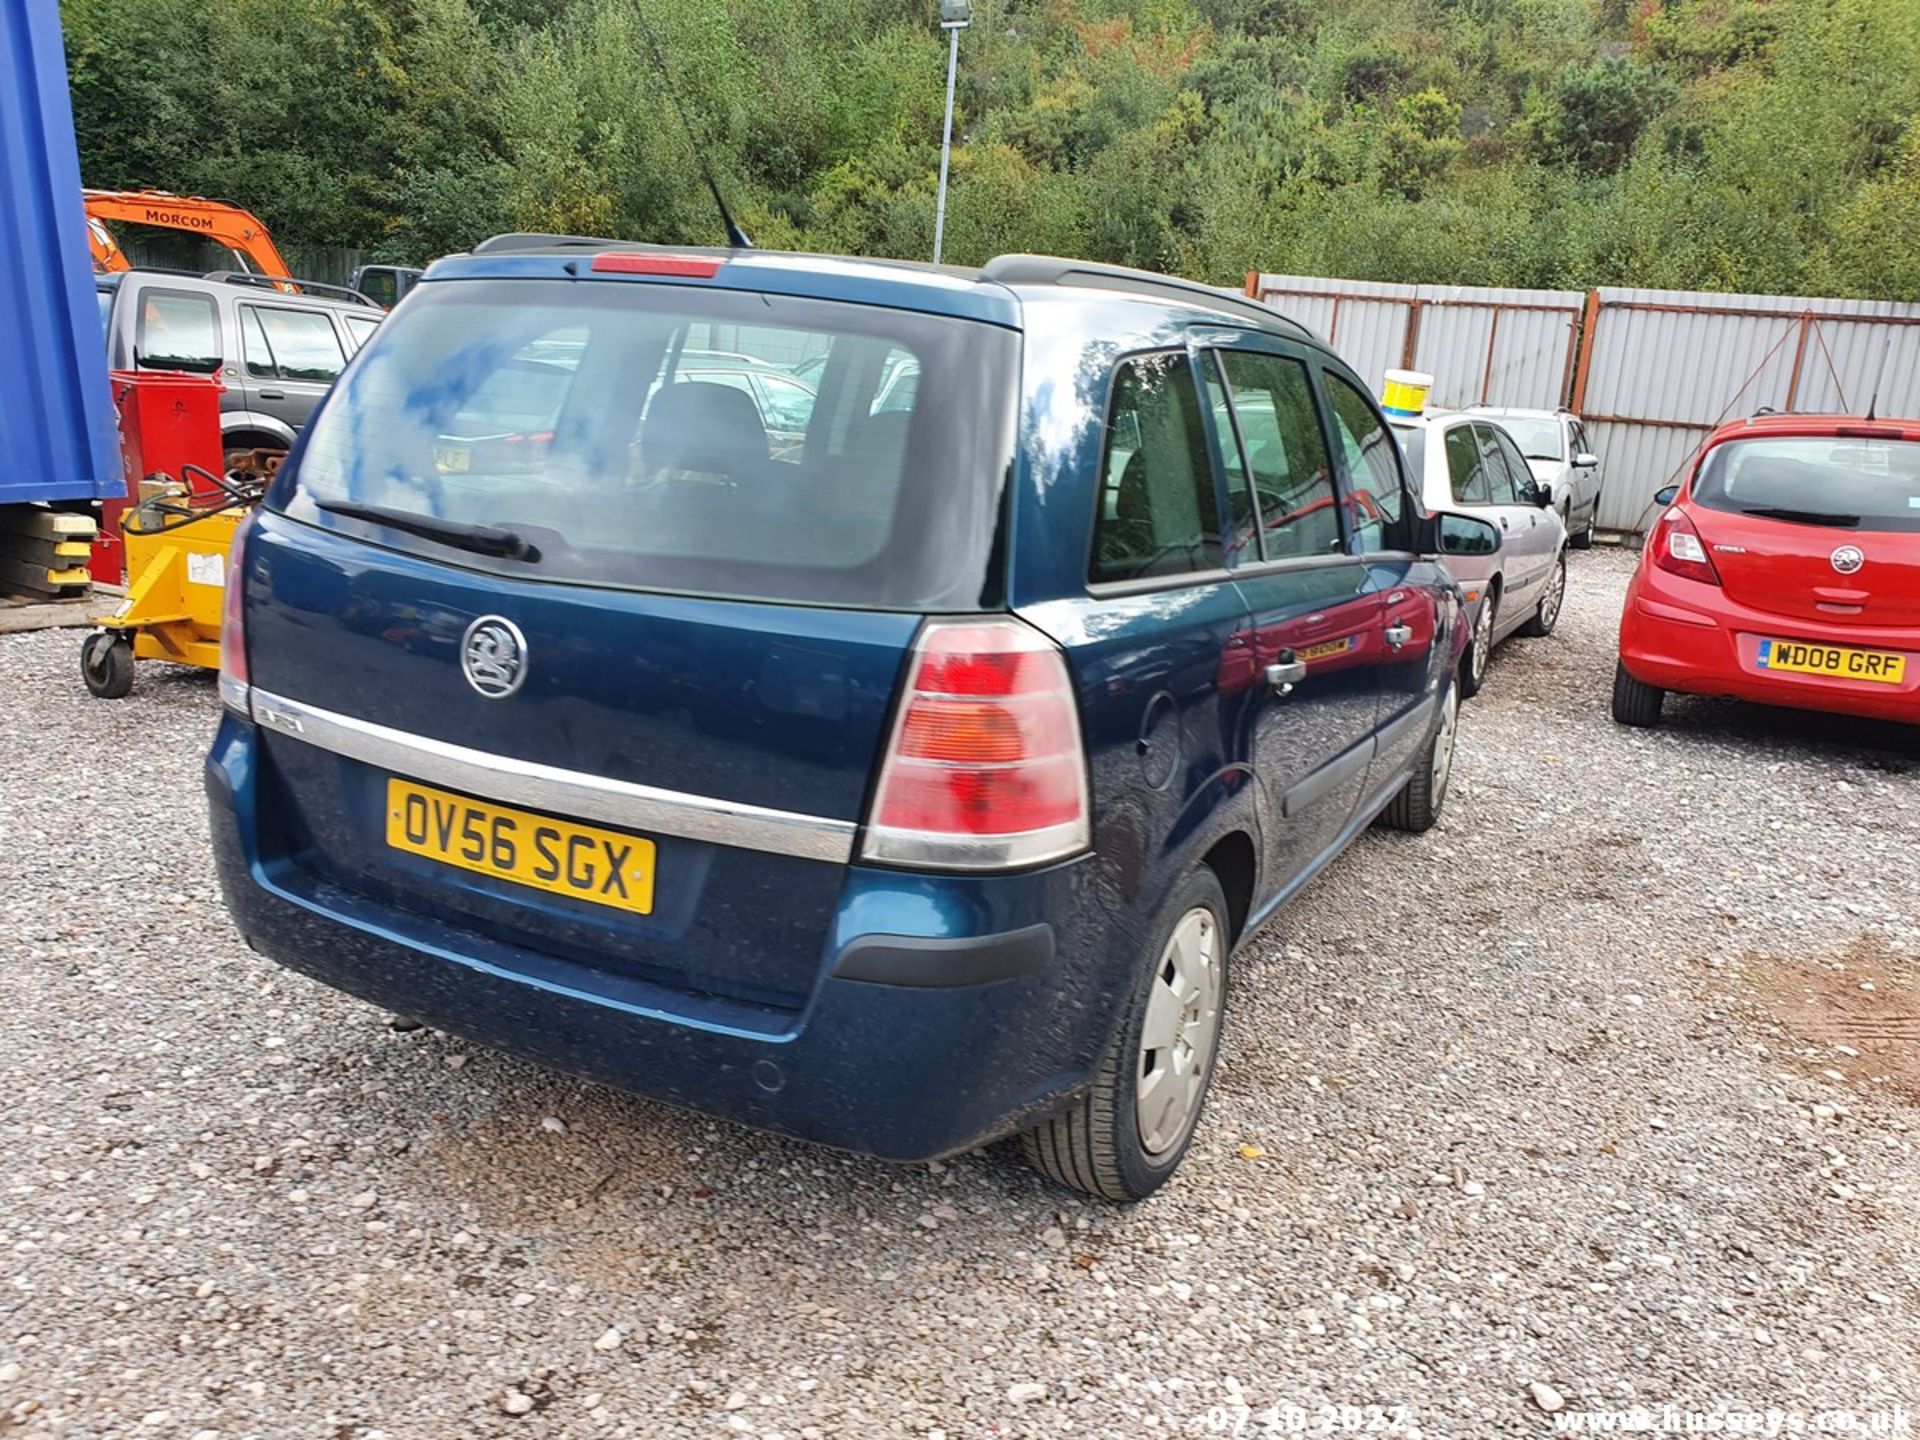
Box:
(246, 688, 857, 863)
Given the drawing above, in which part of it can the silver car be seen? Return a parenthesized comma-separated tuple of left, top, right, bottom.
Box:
(1468, 405, 1603, 548)
(99, 269, 383, 456)
(1391, 411, 1569, 697)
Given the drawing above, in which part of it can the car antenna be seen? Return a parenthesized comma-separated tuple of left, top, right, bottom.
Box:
(1863, 336, 1893, 422)
(631, 7, 753, 249)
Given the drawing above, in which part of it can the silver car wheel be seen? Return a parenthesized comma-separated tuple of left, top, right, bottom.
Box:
(1469, 599, 1493, 685)
(1539, 555, 1567, 630)
(1431, 682, 1460, 806)
(1136, 906, 1222, 1158)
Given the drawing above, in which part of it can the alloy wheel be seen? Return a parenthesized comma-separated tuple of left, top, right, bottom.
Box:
(1431, 682, 1459, 807)
(1540, 556, 1566, 630)
(1470, 600, 1493, 686)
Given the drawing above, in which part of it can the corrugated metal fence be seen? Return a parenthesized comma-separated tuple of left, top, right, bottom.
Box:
(1247, 272, 1920, 534)
(1571, 288, 1920, 532)
(1246, 274, 1585, 414)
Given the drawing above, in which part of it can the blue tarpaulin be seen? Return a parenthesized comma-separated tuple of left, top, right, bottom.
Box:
(0, 0, 120, 504)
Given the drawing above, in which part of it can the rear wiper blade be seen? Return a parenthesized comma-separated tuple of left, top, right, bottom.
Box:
(1738, 506, 1861, 527)
(316, 500, 541, 560)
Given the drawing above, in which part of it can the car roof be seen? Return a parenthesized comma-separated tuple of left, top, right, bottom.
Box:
(1466, 405, 1567, 419)
(1704, 412, 1920, 442)
(108, 267, 380, 312)
(428, 237, 1316, 342)
(1394, 409, 1483, 431)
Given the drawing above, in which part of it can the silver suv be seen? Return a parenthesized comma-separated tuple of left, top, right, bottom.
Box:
(1468, 406, 1603, 547)
(99, 270, 383, 455)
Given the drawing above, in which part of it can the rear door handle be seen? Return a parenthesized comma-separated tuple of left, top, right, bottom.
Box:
(1265, 659, 1307, 694)
(1385, 623, 1413, 649)
(258, 389, 285, 400)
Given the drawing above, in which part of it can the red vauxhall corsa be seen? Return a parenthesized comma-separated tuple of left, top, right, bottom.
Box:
(1614, 414, 1920, 728)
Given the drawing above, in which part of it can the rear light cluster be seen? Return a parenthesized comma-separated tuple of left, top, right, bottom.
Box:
(1651, 506, 1721, 586)
(217, 514, 255, 713)
(860, 618, 1090, 870)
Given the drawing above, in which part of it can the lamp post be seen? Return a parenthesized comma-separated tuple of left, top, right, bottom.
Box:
(932, 0, 970, 265)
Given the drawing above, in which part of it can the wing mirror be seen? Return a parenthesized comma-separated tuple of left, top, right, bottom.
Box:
(1573, 452, 1599, 469)
(1433, 512, 1501, 556)
(1654, 484, 1679, 506)
(1533, 483, 1556, 509)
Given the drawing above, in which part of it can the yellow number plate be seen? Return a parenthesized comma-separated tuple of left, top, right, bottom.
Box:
(1757, 639, 1906, 685)
(1298, 637, 1355, 662)
(434, 444, 471, 474)
(385, 778, 656, 914)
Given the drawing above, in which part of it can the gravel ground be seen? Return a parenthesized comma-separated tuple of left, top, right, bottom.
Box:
(2, 547, 1917, 1440)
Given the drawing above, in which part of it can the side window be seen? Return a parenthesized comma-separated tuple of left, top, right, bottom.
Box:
(240, 308, 276, 379)
(1216, 350, 1338, 560)
(754, 373, 818, 434)
(343, 315, 381, 353)
(242, 305, 346, 382)
(1572, 420, 1591, 458)
(1090, 353, 1223, 584)
(1445, 425, 1489, 504)
(1478, 425, 1523, 505)
(1200, 356, 1254, 562)
(1323, 374, 1415, 553)
(1489, 427, 1538, 504)
(134, 289, 220, 373)
(873, 359, 919, 415)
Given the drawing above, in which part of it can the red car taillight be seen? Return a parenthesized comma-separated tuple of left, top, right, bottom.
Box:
(861, 618, 1090, 870)
(218, 514, 255, 713)
(1651, 506, 1721, 586)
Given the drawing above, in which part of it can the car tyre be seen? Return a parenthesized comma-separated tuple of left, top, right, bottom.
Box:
(1518, 551, 1566, 638)
(1610, 660, 1665, 727)
(1458, 592, 1495, 699)
(1020, 867, 1230, 1202)
(80, 631, 135, 699)
(1571, 494, 1598, 549)
(1379, 678, 1458, 834)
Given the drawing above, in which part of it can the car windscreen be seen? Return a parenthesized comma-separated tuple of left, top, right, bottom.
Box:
(1691, 435, 1920, 533)
(1493, 416, 1562, 460)
(271, 279, 1020, 609)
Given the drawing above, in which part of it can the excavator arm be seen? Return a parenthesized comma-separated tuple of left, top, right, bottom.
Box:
(84, 189, 292, 278)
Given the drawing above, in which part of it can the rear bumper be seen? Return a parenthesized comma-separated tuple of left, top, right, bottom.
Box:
(1618, 567, 1920, 724)
(206, 717, 1121, 1162)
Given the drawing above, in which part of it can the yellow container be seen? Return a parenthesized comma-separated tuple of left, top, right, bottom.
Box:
(1380, 369, 1434, 418)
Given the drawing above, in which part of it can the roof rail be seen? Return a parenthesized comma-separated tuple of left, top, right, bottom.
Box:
(470, 233, 698, 256)
(203, 271, 379, 307)
(101, 265, 207, 282)
(979, 254, 1303, 333)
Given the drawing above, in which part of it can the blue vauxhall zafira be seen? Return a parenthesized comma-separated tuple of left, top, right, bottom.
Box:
(207, 239, 1480, 1200)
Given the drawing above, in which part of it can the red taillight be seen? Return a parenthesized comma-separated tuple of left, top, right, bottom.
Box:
(1650, 506, 1721, 586)
(218, 513, 255, 712)
(862, 619, 1090, 870)
(588, 253, 722, 277)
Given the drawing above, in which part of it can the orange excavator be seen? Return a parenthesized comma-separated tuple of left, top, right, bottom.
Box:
(84, 188, 292, 277)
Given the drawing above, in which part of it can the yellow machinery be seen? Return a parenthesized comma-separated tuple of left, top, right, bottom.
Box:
(80, 466, 261, 698)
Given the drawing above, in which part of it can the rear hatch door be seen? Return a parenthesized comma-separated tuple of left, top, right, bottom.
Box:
(246, 269, 1019, 1012)
(1688, 431, 1920, 628)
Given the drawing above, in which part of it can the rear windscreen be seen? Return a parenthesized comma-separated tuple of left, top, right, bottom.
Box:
(271, 279, 1019, 609)
(1693, 436, 1920, 533)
